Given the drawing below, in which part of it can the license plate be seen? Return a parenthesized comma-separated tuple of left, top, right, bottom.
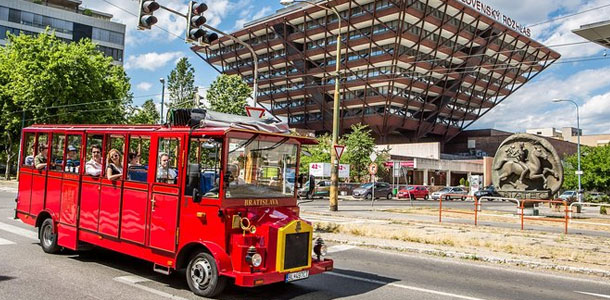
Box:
(285, 270, 309, 282)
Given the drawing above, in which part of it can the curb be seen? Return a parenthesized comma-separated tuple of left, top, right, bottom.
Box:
(322, 236, 610, 278)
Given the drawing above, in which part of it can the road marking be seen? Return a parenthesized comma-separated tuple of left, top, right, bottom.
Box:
(328, 272, 488, 300)
(114, 276, 188, 300)
(326, 245, 356, 253)
(0, 186, 17, 193)
(575, 291, 610, 299)
(0, 222, 38, 240)
(0, 237, 16, 245)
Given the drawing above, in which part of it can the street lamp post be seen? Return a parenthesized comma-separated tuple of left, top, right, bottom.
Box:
(553, 99, 582, 203)
(160, 78, 165, 124)
(280, 0, 343, 211)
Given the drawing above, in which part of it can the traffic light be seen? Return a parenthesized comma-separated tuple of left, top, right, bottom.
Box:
(186, 1, 219, 45)
(137, 0, 160, 30)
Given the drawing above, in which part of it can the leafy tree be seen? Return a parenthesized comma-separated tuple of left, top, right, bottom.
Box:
(299, 134, 332, 174)
(128, 99, 160, 124)
(167, 57, 197, 109)
(206, 74, 251, 115)
(343, 123, 376, 183)
(563, 145, 610, 193)
(0, 31, 131, 179)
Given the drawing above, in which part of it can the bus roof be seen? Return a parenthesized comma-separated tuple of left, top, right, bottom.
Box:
(24, 124, 317, 144)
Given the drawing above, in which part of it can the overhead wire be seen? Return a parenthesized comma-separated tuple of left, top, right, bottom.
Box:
(528, 2, 610, 27)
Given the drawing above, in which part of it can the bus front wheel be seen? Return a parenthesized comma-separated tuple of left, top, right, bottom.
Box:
(186, 252, 227, 298)
(39, 218, 60, 254)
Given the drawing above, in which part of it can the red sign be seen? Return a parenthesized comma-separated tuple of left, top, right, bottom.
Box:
(334, 145, 345, 160)
(245, 106, 265, 118)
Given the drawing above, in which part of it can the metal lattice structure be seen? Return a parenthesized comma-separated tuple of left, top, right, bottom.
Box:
(194, 0, 560, 143)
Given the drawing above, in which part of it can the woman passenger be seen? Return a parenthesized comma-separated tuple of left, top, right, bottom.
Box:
(106, 148, 123, 180)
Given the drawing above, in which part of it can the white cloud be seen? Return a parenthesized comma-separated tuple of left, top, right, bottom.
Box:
(80, 0, 234, 46)
(473, 66, 610, 134)
(124, 51, 184, 71)
(233, 5, 273, 30)
(136, 82, 153, 91)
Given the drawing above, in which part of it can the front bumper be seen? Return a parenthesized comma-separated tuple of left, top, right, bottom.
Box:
(232, 258, 334, 287)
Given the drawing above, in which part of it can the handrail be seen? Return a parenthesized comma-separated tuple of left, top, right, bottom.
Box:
(439, 194, 477, 224)
(569, 202, 610, 219)
(519, 199, 569, 234)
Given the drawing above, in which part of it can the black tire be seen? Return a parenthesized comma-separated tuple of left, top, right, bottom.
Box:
(186, 252, 227, 298)
(39, 218, 60, 254)
(387, 193, 392, 200)
(305, 192, 311, 199)
(461, 197, 465, 201)
(365, 193, 372, 200)
(424, 195, 429, 200)
(410, 194, 415, 201)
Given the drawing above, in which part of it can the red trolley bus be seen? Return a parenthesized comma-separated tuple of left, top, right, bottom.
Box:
(15, 110, 333, 297)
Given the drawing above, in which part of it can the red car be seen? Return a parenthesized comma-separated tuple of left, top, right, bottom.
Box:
(397, 185, 429, 200)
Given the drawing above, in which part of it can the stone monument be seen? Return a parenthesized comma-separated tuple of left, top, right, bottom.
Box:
(491, 133, 563, 200)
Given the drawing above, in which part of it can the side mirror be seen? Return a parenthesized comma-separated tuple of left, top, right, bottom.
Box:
(193, 188, 202, 203)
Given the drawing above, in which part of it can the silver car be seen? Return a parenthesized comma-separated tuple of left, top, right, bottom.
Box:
(430, 187, 468, 200)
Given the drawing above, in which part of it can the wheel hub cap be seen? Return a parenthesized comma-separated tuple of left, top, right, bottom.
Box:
(43, 225, 53, 247)
(191, 259, 212, 288)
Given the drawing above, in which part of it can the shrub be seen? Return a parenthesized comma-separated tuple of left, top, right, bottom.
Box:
(601, 206, 607, 215)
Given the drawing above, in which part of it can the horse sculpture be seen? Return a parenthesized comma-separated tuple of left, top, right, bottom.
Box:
(495, 145, 558, 189)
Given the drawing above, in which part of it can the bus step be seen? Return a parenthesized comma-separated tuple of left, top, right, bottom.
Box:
(153, 264, 172, 275)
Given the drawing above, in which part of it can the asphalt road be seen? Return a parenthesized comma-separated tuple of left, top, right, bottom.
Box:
(1, 189, 609, 300)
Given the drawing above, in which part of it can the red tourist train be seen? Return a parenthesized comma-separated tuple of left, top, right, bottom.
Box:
(15, 110, 333, 297)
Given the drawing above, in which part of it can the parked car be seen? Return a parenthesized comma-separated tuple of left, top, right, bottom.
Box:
(397, 185, 429, 200)
(430, 187, 468, 200)
(587, 192, 606, 201)
(298, 179, 330, 199)
(474, 185, 501, 201)
(559, 190, 577, 202)
(352, 182, 393, 200)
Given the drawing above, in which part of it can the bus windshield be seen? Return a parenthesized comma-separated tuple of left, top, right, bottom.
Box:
(225, 137, 298, 199)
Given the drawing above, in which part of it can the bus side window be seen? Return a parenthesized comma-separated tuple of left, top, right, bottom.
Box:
(84, 135, 103, 177)
(22, 133, 35, 167)
(127, 135, 150, 182)
(185, 138, 222, 198)
(65, 135, 82, 174)
(50, 134, 66, 172)
(156, 138, 179, 185)
(105, 135, 126, 181)
(34, 133, 49, 170)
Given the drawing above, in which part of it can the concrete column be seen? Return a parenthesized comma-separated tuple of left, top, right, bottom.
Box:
(423, 169, 428, 186)
(446, 171, 451, 186)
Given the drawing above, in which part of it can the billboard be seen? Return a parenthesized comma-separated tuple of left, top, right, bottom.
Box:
(309, 163, 349, 178)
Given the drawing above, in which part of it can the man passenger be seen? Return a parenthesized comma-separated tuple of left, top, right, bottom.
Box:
(157, 153, 177, 183)
(65, 145, 80, 172)
(34, 144, 48, 170)
(85, 145, 102, 176)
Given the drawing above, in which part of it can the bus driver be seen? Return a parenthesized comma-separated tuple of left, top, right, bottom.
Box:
(157, 153, 177, 183)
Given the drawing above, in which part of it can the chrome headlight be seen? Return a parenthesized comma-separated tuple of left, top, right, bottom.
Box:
(313, 237, 327, 259)
(245, 246, 263, 267)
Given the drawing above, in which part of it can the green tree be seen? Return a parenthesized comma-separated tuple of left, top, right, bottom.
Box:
(128, 99, 160, 124)
(0, 31, 131, 179)
(343, 123, 376, 183)
(206, 74, 251, 115)
(563, 145, 610, 193)
(167, 57, 197, 109)
(299, 134, 333, 174)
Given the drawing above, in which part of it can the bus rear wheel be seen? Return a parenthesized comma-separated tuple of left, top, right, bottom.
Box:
(39, 218, 60, 254)
(186, 252, 227, 298)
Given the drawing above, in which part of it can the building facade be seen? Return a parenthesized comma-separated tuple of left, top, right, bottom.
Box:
(527, 127, 610, 147)
(197, 0, 560, 144)
(0, 0, 125, 64)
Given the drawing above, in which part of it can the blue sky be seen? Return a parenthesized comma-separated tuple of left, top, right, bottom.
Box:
(80, 0, 610, 134)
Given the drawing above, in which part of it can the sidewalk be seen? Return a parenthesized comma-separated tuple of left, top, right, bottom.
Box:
(301, 199, 610, 278)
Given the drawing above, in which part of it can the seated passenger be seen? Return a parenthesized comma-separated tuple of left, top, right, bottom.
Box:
(24, 144, 35, 166)
(157, 153, 177, 183)
(127, 152, 147, 181)
(34, 144, 48, 170)
(85, 145, 103, 176)
(106, 149, 123, 181)
(65, 145, 80, 172)
(128, 152, 142, 168)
